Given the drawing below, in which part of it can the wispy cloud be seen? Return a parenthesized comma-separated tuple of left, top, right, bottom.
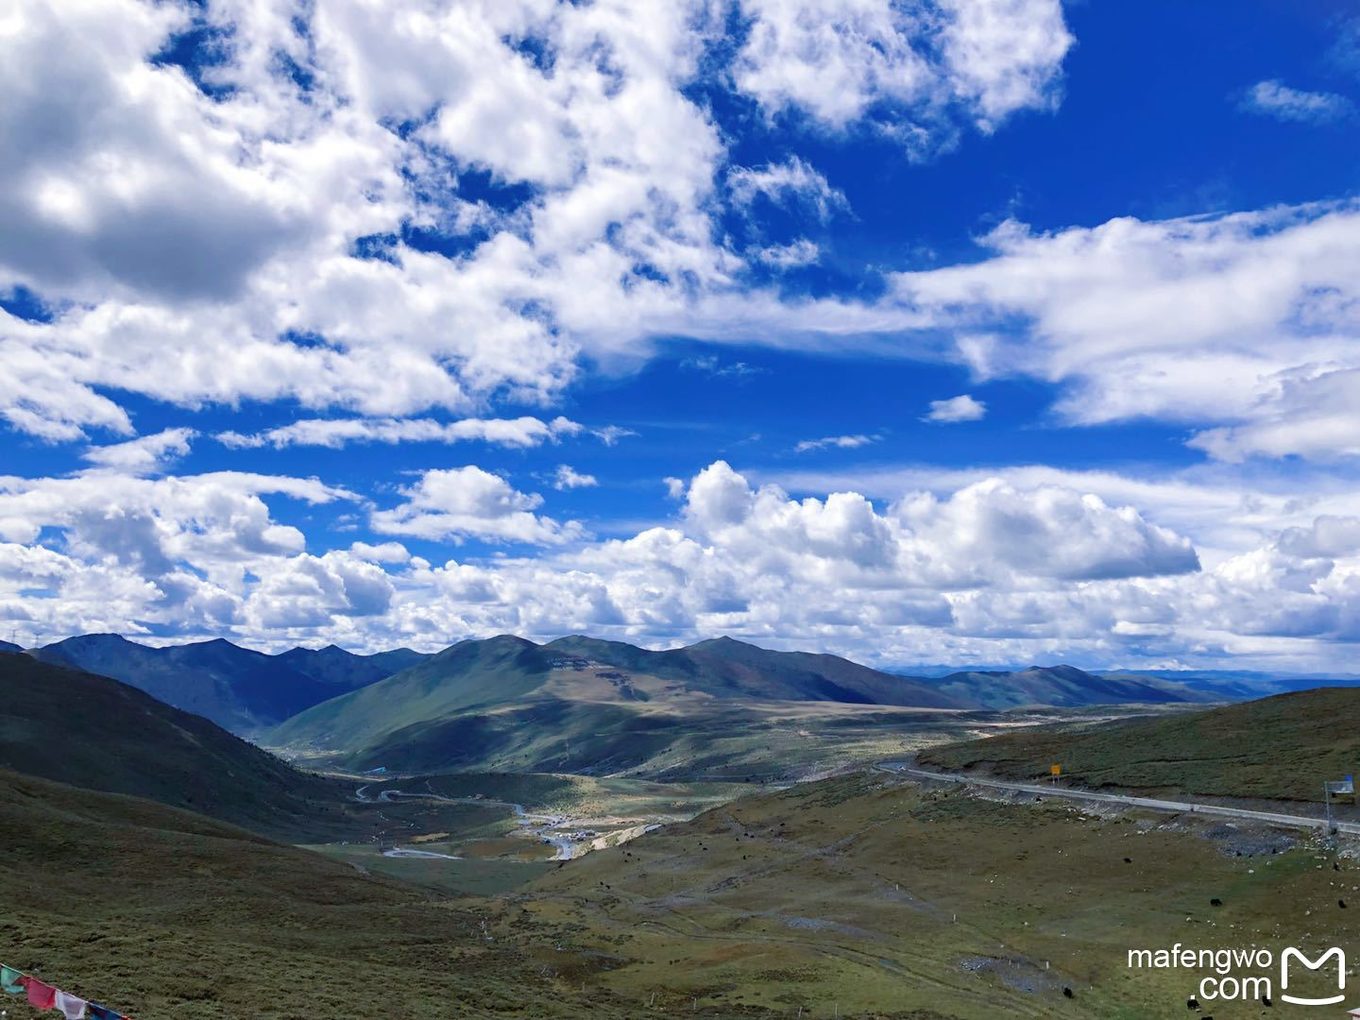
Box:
(750, 238, 821, 268)
(82, 428, 196, 474)
(1241, 79, 1353, 123)
(681, 355, 768, 379)
(218, 416, 585, 451)
(728, 157, 849, 222)
(794, 434, 879, 454)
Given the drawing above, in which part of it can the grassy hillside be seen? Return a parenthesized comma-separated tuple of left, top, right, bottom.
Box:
(0, 769, 641, 1019)
(919, 686, 1360, 802)
(269, 634, 974, 777)
(505, 770, 1360, 1017)
(546, 634, 964, 706)
(283, 697, 974, 781)
(925, 664, 1211, 710)
(0, 652, 385, 841)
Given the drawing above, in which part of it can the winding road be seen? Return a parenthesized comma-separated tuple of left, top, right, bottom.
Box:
(877, 762, 1360, 836)
(355, 781, 580, 860)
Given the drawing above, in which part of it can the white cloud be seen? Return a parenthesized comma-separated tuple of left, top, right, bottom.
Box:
(0, 469, 366, 640)
(794, 434, 879, 453)
(594, 425, 639, 446)
(923, 394, 985, 422)
(553, 465, 598, 490)
(681, 355, 767, 378)
(732, 0, 1071, 150)
(82, 428, 196, 474)
(218, 415, 583, 450)
(370, 466, 580, 545)
(750, 239, 822, 268)
(0, 0, 1075, 441)
(8, 458, 1360, 669)
(887, 202, 1360, 459)
(1241, 80, 1353, 123)
(728, 157, 848, 222)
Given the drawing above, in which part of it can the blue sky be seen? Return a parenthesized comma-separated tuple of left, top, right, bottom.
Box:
(3, 0, 1360, 670)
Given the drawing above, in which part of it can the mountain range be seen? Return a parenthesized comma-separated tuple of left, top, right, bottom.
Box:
(31, 633, 428, 735)
(923, 664, 1213, 710)
(265, 634, 1214, 775)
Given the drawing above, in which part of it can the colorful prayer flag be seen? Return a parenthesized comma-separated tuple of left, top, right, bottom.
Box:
(56, 989, 89, 1019)
(27, 977, 58, 1010)
(0, 965, 24, 995)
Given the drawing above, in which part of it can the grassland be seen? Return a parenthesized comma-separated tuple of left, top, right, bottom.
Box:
(0, 768, 651, 1019)
(498, 770, 1360, 1017)
(306, 772, 754, 896)
(11, 756, 1359, 1017)
(919, 686, 1360, 804)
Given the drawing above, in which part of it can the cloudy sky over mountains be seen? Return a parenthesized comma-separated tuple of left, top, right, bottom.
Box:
(3, 0, 1360, 669)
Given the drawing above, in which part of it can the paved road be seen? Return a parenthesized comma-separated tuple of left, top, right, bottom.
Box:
(877, 763, 1360, 836)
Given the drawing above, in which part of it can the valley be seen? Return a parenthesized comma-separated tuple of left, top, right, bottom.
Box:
(4, 638, 1356, 1017)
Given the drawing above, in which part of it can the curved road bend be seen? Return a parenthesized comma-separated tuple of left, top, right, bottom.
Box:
(877, 763, 1360, 836)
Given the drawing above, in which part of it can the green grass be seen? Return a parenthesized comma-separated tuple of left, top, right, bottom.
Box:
(0, 653, 371, 842)
(307, 842, 555, 896)
(0, 768, 653, 1018)
(13, 752, 1359, 1017)
(918, 686, 1360, 803)
(501, 770, 1360, 1017)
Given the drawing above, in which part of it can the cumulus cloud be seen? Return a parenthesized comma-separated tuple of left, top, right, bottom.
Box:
(1241, 80, 1353, 123)
(794, 434, 879, 453)
(370, 466, 580, 545)
(0, 0, 1075, 441)
(732, 0, 1072, 148)
(0, 470, 370, 640)
(923, 394, 985, 422)
(10, 458, 1360, 669)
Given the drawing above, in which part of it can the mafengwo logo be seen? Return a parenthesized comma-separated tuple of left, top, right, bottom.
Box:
(1127, 943, 1348, 1007)
(1281, 947, 1346, 1007)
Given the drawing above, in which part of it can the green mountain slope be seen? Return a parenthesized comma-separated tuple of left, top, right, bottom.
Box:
(548, 634, 962, 705)
(0, 768, 633, 1019)
(267, 634, 970, 774)
(919, 686, 1360, 801)
(0, 652, 359, 840)
(924, 663, 1211, 710)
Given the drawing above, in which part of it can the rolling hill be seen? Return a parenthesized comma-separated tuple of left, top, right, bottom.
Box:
(918, 685, 1360, 802)
(33, 634, 416, 734)
(269, 635, 1231, 777)
(0, 651, 363, 840)
(268, 634, 973, 776)
(0, 638, 19, 654)
(508, 769, 1360, 1017)
(921, 663, 1212, 710)
(0, 767, 634, 1019)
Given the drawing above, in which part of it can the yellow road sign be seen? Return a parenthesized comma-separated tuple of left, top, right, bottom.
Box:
(1050, 764, 1061, 776)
